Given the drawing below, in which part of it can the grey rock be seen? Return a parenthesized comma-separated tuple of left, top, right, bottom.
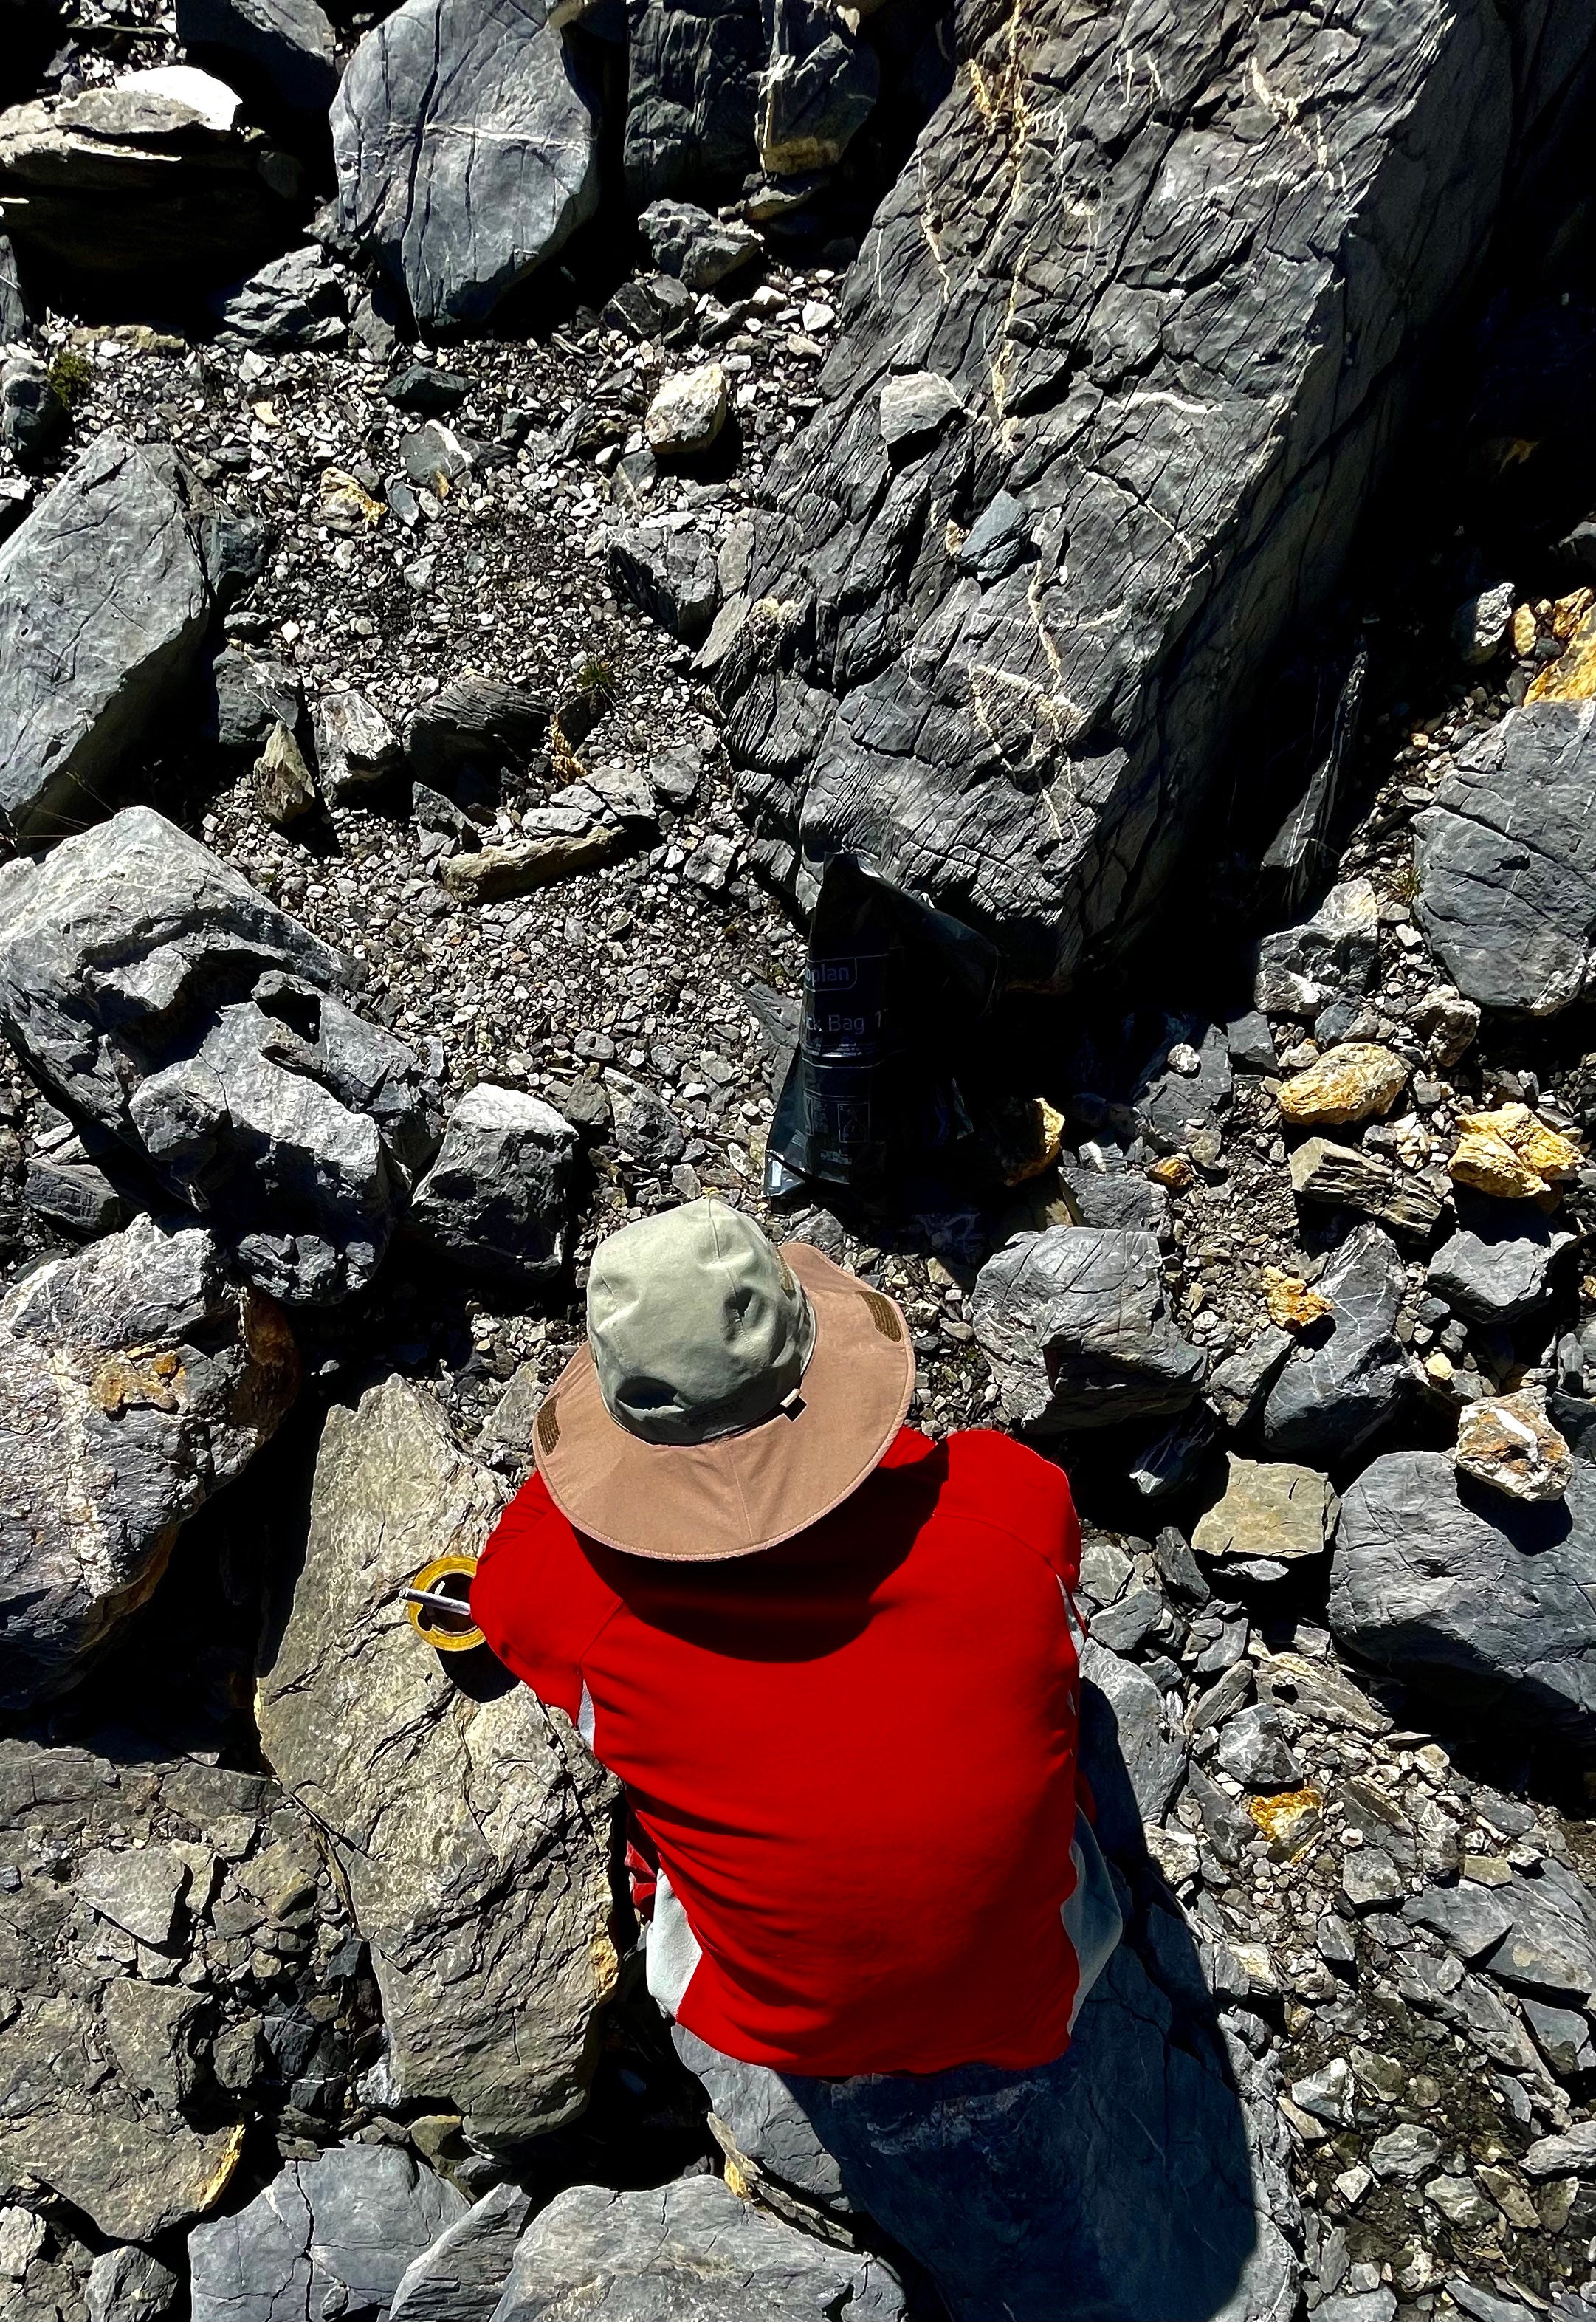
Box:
(333, 0, 603, 331)
(78, 1844, 190, 1948)
(1206, 1326, 1293, 1433)
(1369, 2122, 1442, 2181)
(0, 807, 441, 1305)
(1226, 1011, 1278, 1076)
(407, 677, 548, 787)
(390, 2184, 535, 2322)
(86, 2247, 179, 2322)
(402, 419, 473, 492)
(1215, 1704, 1304, 1793)
(0, 234, 29, 341)
(639, 199, 760, 292)
(0, 1215, 297, 1709)
(1132, 1023, 1232, 1155)
(216, 244, 346, 347)
(1341, 1850, 1404, 1911)
(1428, 1204, 1575, 1322)
(1127, 1408, 1214, 1500)
(176, 0, 337, 114)
(0, 433, 210, 842)
(1414, 700, 1596, 1015)
(1521, 1995, 1596, 2078)
(1191, 1454, 1337, 1564)
(313, 688, 402, 801)
(493, 2174, 903, 2322)
(1254, 881, 1381, 1022)
(1056, 1164, 1168, 1237)
(0, 77, 300, 281)
(954, 491, 1037, 585)
(410, 1084, 576, 1288)
(1521, 2120, 1596, 2177)
(604, 1072, 686, 1170)
(189, 2148, 467, 2322)
(385, 364, 469, 415)
(1288, 1137, 1445, 1236)
(758, 0, 878, 174)
(609, 518, 720, 643)
(1452, 580, 1516, 667)
(1317, 2297, 1396, 2322)
(1261, 1223, 1407, 1463)
(24, 1152, 126, 1238)
(256, 1378, 620, 2147)
(1089, 1587, 1166, 1656)
(877, 369, 962, 455)
(1332, 1448, 1596, 1739)
(1079, 1638, 1186, 1849)
(971, 1226, 1205, 1435)
(623, 0, 761, 200)
(1, 351, 66, 467)
(1446, 2285, 1538, 2322)
(1481, 1858, 1596, 2005)
(718, 0, 1592, 988)
(670, 2024, 850, 2217)
(212, 649, 300, 758)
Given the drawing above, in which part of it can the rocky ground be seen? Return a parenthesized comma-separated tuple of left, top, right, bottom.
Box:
(7, 1, 1596, 2321)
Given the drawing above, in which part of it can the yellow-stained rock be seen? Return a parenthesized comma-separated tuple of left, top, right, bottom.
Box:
(1276, 1042, 1408, 1129)
(319, 467, 384, 531)
(1512, 603, 1538, 656)
(994, 1095, 1067, 1185)
(1528, 604, 1596, 702)
(1455, 1387, 1572, 1502)
(1448, 1103, 1582, 1200)
(1262, 1267, 1332, 1331)
(1552, 588, 1595, 642)
(1248, 1787, 1324, 1859)
(1148, 1153, 1195, 1192)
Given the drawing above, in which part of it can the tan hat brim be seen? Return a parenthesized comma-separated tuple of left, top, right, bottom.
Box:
(534, 1240, 917, 1560)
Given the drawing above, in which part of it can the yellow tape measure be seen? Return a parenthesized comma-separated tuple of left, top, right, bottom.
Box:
(403, 1553, 484, 1653)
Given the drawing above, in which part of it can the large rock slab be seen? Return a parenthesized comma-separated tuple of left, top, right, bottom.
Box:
(1414, 700, 1596, 1014)
(1332, 1447, 1596, 1739)
(255, 1378, 620, 2148)
(0, 1215, 297, 1710)
(333, 0, 602, 332)
(622, 0, 763, 202)
(0, 76, 300, 283)
(190, 2148, 467, 2322)
(0, 1739, 362, 2241)
(1261, 1223, 1407, 1464)
(493, 2174, 905, 2321)
(0, 433, 210, 843)
(389, 2183, 534, 2322)
(0, 807, 441, 1305)
(176, 0, 339, 117)
(719, 3, 1594, 985)
(971, 1225, 1205, 1433)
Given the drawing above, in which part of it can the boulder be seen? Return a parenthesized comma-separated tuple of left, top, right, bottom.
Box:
(1261, 1223, 1407, 1464)
(0, 75, 300, 283)
(189, 2149, 467, 2322)
(1254, 879, 1380, 1022)
(971, 1225, 1206, 1434)
(622, 0, 763, 202)
(1428, 1205, 1574, 1321)
(215, 244, 348, 348)
(493, 2174, 904, 2322)
(0, 1215, 297, 1710)
(718, 4, 1595, 984)
(0, 1739, 359, 2241)
(757, 0, 878, 174)
(639, 198, 760, 291)
(645, 361, 729, 456)
(0, 433, 210, 843)
(0, 807, 442, 1305)
(608, 516, 720, 642)
(409, 1083, 577, 1288)
(1414, 700, 1596, 1014)
(407, 676, 548, 787)
(255, 1378, 621, 2146)
(1332, 1447, 1596, 1739)
(176, 0, 338, 116)
(388, 2183, 534, 2322)
(1191, 1454, 1338, 1565)
(333, 0, 603, 331)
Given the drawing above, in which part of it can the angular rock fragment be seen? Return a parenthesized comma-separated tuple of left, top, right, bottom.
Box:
(189, 2148, 467, 2322)
(211, 649, 300, 758)
(1079, 1638, 1185, 1848)
(1255, 881, 1380, 1022)
(608, 516, 720, 642)
(388, 2183, 534, 2322)
(0, 432, 210, 842)
(1428, 1206, 1573, 1321)
(1261, 1224, 1407, 1464)
(333, 0, 603, 331)
(1448, 1102, 1580, 1201)
(176, 0, 338, 116)
(442, 825, 625, 901)
(757, 0, 877, 174)
(1277, 1043, 1408, 1130)
(410, 1084, 576, 1289)
(1289, 1137, 1444, 1235)
(86, 2247, 179, 2322)
(721, 0, 1592, 985)
(639, 197, 760, 291)
(1191, 1454, 1338, 1565)
(971, 1226, 1205, 1434)
(24, 1149, 126, 1238)
(604, 1071, 686, 1171)
(256, 1378, 620, 2146)
(1455, 1389, 1572, 1503)
(495, 2174, 904, 2322)
(0, 1215, 297, 1709)
(216, 244, 347, 348)
(313, 687, 402, 801)
(1414, 701, 1596, 1015)
(1216, 1704, 1304, 1793)
(0, 76, 300, 282)
(0, 807, 441, 1305)
(407, 676, 549, 787)
(645, 360, 728, 456)
(1332, 1448, 1596, 1739)
(253, 719, 317, 825)
(1205, 1325, 1293, 1432)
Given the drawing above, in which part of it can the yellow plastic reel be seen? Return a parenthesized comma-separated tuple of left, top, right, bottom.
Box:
(405, 1552, 484, 1653)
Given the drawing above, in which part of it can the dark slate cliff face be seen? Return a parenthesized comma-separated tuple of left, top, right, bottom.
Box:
(720, 0, 1596, 989)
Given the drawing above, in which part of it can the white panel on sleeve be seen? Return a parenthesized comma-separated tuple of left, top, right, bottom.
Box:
(644, 1866, 704, 2019)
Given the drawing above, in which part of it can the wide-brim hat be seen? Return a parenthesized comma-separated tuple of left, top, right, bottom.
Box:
(534, 1239, 916, 1560)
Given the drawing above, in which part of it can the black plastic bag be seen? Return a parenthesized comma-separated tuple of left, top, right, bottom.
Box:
(764, 854, 1000, 1202)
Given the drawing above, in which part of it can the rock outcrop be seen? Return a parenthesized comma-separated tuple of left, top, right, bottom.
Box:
(333, 0, 603, 332)
(0, 1215, 297, 1709)
(0, 808, 441, 1305)
(719, 1, 1595, 983)
(0, 433, 210, 843)
(255, 1378, 620, 2148)
(1332, 1447, 1596, 1738)
(622, 0, 763, 202)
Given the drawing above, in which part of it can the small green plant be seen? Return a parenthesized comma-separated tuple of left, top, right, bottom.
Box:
(45, 348, 94, 410)
(574, 656, 617, 701)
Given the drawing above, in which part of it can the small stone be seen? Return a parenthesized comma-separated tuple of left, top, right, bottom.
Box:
(1424, 2174, 1495, 2227)
(78, 1846, 191, 1948)
(1290, 2055, 1352, 2125)
(1342, 1849, 1404, 1910)
(1522, 2120, 1596, 2177)
(86, 2245, 179, 2322)
(441, 828, 626, 902)
(1473, 2164, 1540, 2230)
(878, 370, 963, 453)
(1261, 1268, 1332, 1330)
(1455, 1387, 1572, 1502)
(1191, 1453, 1337, 1564)
(1215, 1703, 1304, 1792)
(0, 2209, 44, 2284)
(253, 720, 317, 826)
(1369, 2122, 1442, 2180)
(1277, 1042, 1408, 1128)
(320, 467, 385, 529)
(1248, 1785, 1322, 1854)
(1448, 1102, 1582, 1200)
(313, 690, 401, 802)
(1334, 2164, 1373, 2207)
(644, 364, 729, 456)
(1288, 1137, 1444, 1234)
(1453, 580, 1516, 665)
(1412, 986, 1481, 1066)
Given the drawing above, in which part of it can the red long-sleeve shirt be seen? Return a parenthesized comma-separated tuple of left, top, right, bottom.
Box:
(472, 1424, 1101, 2077)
